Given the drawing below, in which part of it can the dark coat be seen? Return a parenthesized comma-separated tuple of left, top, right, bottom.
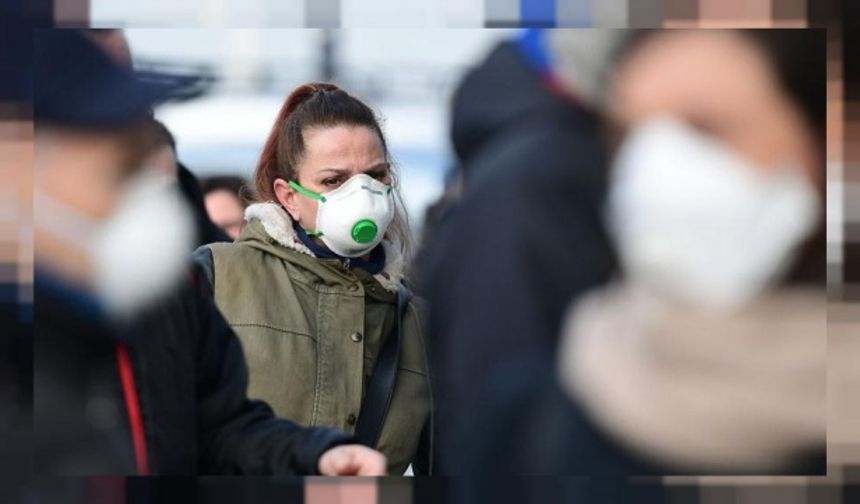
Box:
(33, 262, 352, 476)
(416, 40, 617, 475)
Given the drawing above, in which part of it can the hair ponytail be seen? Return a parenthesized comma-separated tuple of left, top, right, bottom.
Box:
(253, 83, 339, 201)
(251, 81, 414, 268)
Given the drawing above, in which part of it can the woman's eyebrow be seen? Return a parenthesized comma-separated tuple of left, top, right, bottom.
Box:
(318, 163, 388, 175)
(363, 162, 390, 172)
(318, 168, 350, 175)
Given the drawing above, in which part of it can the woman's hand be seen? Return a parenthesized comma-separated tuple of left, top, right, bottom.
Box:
(318, 445, 387, 476)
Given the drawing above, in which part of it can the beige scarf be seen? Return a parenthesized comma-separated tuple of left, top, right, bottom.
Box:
(558, 284, 826, 471)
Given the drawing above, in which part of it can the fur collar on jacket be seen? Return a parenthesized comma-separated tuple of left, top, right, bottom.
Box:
(243, 202, 406, 293)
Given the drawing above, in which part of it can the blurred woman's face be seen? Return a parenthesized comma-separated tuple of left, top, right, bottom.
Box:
(205, 190, 245, 240)
(604, 30, 824, 307)
(275, 124, 390, 235)
(608, 30, 818, 185)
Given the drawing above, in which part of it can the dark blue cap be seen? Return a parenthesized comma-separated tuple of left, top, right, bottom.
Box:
(33, 29, 187, 127)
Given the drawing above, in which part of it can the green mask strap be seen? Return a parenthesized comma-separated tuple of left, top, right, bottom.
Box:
(288, 180, 327, 203)
(287, 180, 325, 237)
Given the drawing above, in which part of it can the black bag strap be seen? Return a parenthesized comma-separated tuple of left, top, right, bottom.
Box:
(354, 285, 411, 448)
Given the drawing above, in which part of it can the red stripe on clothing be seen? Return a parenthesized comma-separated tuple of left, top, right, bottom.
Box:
(115, 344, 150, 475)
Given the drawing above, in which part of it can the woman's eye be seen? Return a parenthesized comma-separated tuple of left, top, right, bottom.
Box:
(323, 178, 341, 187)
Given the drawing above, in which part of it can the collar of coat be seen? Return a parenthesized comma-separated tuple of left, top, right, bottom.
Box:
(243, 202, 406, 293)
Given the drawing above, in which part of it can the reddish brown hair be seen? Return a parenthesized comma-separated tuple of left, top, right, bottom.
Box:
(254, 82, 390, 202)
(254, 82, 414, 265)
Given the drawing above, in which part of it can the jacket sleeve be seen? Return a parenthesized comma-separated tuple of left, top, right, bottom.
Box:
(188, 261, 354, 475)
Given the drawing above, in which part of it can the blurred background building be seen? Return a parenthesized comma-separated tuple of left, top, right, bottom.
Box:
(123, 28, 517, 237)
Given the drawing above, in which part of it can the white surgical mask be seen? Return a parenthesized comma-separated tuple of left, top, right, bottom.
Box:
(35, 171, 195, 318)
(290, 173, 395, 258)
(607, 117, 820, 310)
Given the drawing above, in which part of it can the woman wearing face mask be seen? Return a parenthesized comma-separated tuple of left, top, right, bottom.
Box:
(193, 83, 431, 475)
(553, 30, 828, 476)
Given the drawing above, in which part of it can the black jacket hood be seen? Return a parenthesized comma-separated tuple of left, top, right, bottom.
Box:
(450, 41, 581, 168)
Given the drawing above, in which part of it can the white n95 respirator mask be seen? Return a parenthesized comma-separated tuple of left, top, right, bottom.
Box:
(606, 116, 820, 310)
(289, 173, 395, 258)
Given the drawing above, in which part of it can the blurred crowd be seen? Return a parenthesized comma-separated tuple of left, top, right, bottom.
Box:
(28, 26, 838, 503)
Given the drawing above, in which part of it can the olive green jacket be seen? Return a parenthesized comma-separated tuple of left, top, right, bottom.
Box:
(194, 202, 431, 475)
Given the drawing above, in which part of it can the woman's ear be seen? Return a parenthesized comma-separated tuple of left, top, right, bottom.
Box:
(273, 178, 300, 221)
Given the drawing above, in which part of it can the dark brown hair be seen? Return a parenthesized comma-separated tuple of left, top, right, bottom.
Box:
(253, 82, 413, 263)
(200, 175, 251, 208)
(142, 118, 176, 152)
(254, 82, 389, 201)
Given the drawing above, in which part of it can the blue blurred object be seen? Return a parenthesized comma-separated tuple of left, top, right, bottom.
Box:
(519, 0, 556, 27)
(33, 29, 194, 127)
(516, 29, 553, 77)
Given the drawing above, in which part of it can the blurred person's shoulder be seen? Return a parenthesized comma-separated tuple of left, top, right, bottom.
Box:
(461, 117, 606, 209)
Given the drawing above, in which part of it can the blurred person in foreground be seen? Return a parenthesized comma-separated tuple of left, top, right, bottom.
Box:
(417, 29, 620, 476)
(200, 175, 250, 240)
(193, 82, 432, 475)
(456, 30, 827, 498)
(33, 29, 385, 477)
(553, 29, 827, 475)
(86, 29, 232, 248)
